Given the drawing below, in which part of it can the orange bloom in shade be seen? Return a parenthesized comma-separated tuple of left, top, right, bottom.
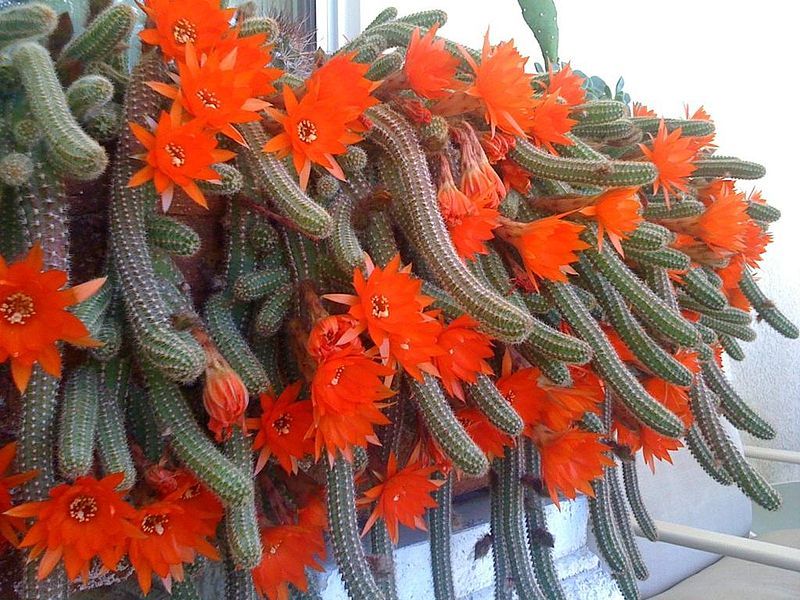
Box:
(0, 442, 37, 550)
(128, 497, 220, 595)
(139, 0, 236, 61)
(718, 258, 750, 311)
(433, 315, 493, 401)
(632, 103, 657, 117)
(498, 160, 532, 195)
(639, 121, 697, 201)
(0, 244, 104, 392)
(202, 349, 249, 443)
(458, 127, 506, 209)
(306, 314, 363, 362)
(545, 64, 586, 106)
(696, 187, 750, 255)
(532, 428, 613, 505)
(579, 188, 643, 254)
(8, 473, 139, 581)
(252, 524, 325, 600)
(149, 44, 273, 144)
(614, 419, 682, 471)
(128, 108, 236, 210)
(457, 407, 515, 461)
(481, 131, 517, 164)
(404, 25, 460, 99)
(497, 214, 589, 284)
(643, 376, 693, 429)
(168, 471, 224, 536)
(461, 32, 535, 136)
(359, 453, 443, 544)
(247, 382, 314, 474)
(527, 93, 576, 152)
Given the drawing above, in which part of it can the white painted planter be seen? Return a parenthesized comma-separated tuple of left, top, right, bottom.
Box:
(315, 492, 622, 599)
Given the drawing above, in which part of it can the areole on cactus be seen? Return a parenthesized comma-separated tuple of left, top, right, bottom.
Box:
(0, 1, 796, 599)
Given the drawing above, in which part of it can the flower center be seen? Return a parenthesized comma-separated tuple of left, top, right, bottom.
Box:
(165, 143, 186, 168)
(371, 294, 390, 319)
(296, 119, 318, 143)
(141, 513, 169, 536)
(0, 292, 35, 325)
(172, 18, 197, 45)
(272, 413, 292, 435)
(69, 496, 98, 523)
(330, 366, 345, 386)
(267, 541, 282, 555)
(196, 88, 221, 109)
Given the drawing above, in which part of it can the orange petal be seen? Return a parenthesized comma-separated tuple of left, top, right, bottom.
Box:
(68, 277, 107, 304)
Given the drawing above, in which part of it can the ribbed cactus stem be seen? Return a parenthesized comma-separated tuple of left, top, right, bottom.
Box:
(146, 215, 201, 257)
(198, 162, 244, 196)
(467, 375, 524, 436)
(684, 424, 733, 487)
(428, 472, 455, 600)
(56, 4, 136, 69)
(96, 358, 136, 489)
(327, 456, 387, 600)
(570, 100, 627, 124)
(489, 466, 514, 600)
(57, 363, 100, 479)
(620, 460, 658, 542)
(739, 269, 799, 339)
(606, 465, 649, 580)
(66, 74, 114, 121)
(692, 156, 766, 180)
(223, 429, 263, 569)
(223, 547, 259, 600)
(0, 3, 57, 49)
(369, 520, 399, 600)
(701, 361, 775, 440)
(331, 191, 366, 271)
(588, 474, 629, 574)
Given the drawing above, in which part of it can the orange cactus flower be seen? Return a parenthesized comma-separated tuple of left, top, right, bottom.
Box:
(461, 32, 534, 136)
(639, 121, 697, 202)
(532, 427, 613, 505)
(614, 419, 682, 471)
(404, 24, 460, 99)
(481, 131, 517, 164)
(139, 0, 236, 62)
(247, 382, 314, 475)
(718, 258, 750, 311)
(8, 473, 140, 581)
(252, 524, 325, 600)
(149, 44, 273, 144)
(457, 407, 515, 461)
(684, 105, 716, 151)
(741, 220, 771, 268)
(498, 159, 532, 195)
(544, 63, 586, 106)
(497, 214, 588, 284)
(696, 187, 750, 255)
(202, 350, 249, 443)
(306, 314, 363, 362)
(128, 108, 236, 210)
(359, 453, 443, 544)
(168, 471, 224, 536)
(643, 376, 693, 430)
(458, 127, 506, 209)
(632, 103, 657, 117)
(214, 31, 285, 95)
(433, 315, 493, 401)
(305, 53, 379, 126)
(579, 188, 643, 254)
(128, 497, 220, 595)
(528, 93, 576, 152)
(0, 442, 37, 550)
(0, 244, 105, 392)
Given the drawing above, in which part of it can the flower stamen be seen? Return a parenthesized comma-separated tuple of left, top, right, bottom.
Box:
(0, 292, 35, 325)
(172, 18, 197, 45)
(296, 119, 318, 143)
(68, 496, 98, 523)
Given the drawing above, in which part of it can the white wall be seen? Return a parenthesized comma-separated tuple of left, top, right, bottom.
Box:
(358, 1, 800, 482)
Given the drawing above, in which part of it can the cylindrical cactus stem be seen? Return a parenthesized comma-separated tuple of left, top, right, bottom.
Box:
(239, 16, 280, 41)
(223, 429, 262, 569)
(518, 344, 573, 386)
(233, 268, 290, 303)
(545, 281, 685, 438)
(579, 410, 606, 434)
(678, 296, 750, 325)
(409, 375, 489, 477)
(690, 379, 781, 510)
(253, 283, 293, 338)
(746, 201, 781, 223)
(366, 49, 404, 80)
(56, 4, 136, 70)
(624, 246, 691, 271)
(691, 156, 766, 180)
(395, 9, 448, 28)
(171, 575, 202, 599)
(698, 314, 756, 342)
(578, 259, 692, 386)
(632, 117, 716, 138)
(224, 550, 259, 600)
(369, 520, 399, 600)
(367, 105, 533, 342)
(12, 42, 108, 180)
(66, 74, 114, 121)
(146, 214, 202, 257)
(490, 464, 515, 600)
(606, 465, 649, 580)
(0, 3, 57, 49)
(620, 460, 658, 542)
(718, 333, 745, 361)
(327, 456, 387, 600)
(640, 264, 680, 312)
(57, 363, 100, 479)
(143, 365, 250, 506)
(84, 101, 123, 142)
(198, 162, 244, 196)
(467, 375, 524, 436)
(89, 307, 124, 362)
(572, 119, 636, 142)
(622, 222, 673, 251)
(96, 358, 136, 489)
(701, 361, 775, 440)
(238, 123, 333, 239)
(428, 472, 455, 600)
(682, 267, 728, 310)
(510, 138, 657, 187)
(522, 443, 567, 600)
(588, 474, 630, 575)
(0, 152, 34, 187)
(570, 100, 627, 124)
(110, 51, 205, 384)
(582, 239, 699, 347)
(205, 293, 271, 394)
(364, 6, 398, 30)
(739, 269, 799, 339)
(613, 569, 642, 600)
(643, 197, 705, 220)
(496, 446, 546, 600)
(330, 191, 366, 272)
(361, 210, 400, 268)
(684, 424, 733, 486)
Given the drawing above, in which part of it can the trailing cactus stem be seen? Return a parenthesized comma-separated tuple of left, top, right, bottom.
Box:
(58, 363, 100, 479)
(428, 472, 456, 600)
(223, 429, 262, 569)
(621, 460, 658, 542)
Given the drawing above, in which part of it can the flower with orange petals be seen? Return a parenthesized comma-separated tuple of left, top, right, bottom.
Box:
(458, 127, 507, 209)
(0, 244, 104, 392)
(481, 131, 517, 164)
(0, 443, 37, 550)
(169, 471, 224, 535)
(741, 221, 771, 268)
(248, 382, 313, 474)
(579, 188, 643, 254)
(149, 44, 274, 144)
(128, 497, 220, 595)
(528, 93, 576, 152)
(718, 258, 750, 311)
(128, 108, 236, 210)
(8, 474, 139, 581)
(639, 121, 697, 201)
(684, 105, 716, 151)
(461, 32, 534, 136)
(139, 0, 236, 61)
(305, 53, 379, 125)
(252, 524, 325, 600)
(614, 419, 682, 471)
(433, 315, 493, 401)
(359, 453, 443, 544)
(632, 103, 656, 117)
(498, 159, 532, 195)
(544, 64, 586, 106)
(202, 348, 249, 443)
(306, 314, 363, 362)
(643, 376, 693, 430)
(215, 31, 284, 95)
(695, 187, 750, 256)
(404, 25, 459, 99)
(531, 427, 613, 505)
(457, 407, 515, 461)
(497, 214, 588, 284)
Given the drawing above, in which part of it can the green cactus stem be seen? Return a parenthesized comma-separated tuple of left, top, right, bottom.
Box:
(0, 151, 34, 187)
(620, 459, 658, 542)
(588, 474, 629, 575)
(57, 363, 100, 479)
(331, 191, 366, 272)
(198, 162, 244, 196)
(571, 100, 627, 124)
(56, 4, 136, 71)
(364, 6, 398, 30)
(739, 269, 799, 339)
(146, 215, 201, 257)
(366, 49, 404, 80)
(223, 429, 263, 569)
(573, 119, 635, 142)
(699, 314, 756, 342)
(701, 361, 775, 440)
(428, 472, 456, 600)
(467, 375, 524, 436)
(684, 424, 733, 486)
(96, 358, 136, 489)
(632, 117, 715, 138)
(518, 344, 573, 386)
(692, 156, 766, 180)
(622, 222, 673, 251)
(66, 74, 114, 121)
(0, 3, 57, 49)
(643, 198, 705, 220)
(682, 267, 728, 310)
(490, 464, 514, 600)
(624, 246, 691, 271)
(746, 201, 781, 223)
(518, 0, 558, 66)
(233, 268, 290, 303)
(254, 282, 293, 337)
(369, 520, 399, 600)
(607, 466, 649, 580)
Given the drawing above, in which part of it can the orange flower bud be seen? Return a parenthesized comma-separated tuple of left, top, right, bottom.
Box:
(202, 351, 249, 442)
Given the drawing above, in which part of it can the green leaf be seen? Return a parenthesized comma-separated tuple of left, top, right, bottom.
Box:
(518, 0, 559, 66)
